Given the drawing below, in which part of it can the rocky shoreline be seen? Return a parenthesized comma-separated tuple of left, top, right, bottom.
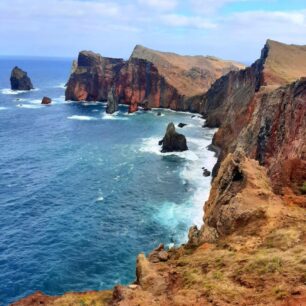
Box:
(13, 40, 306, 306)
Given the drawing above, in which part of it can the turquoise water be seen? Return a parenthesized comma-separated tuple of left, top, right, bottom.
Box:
(0, 57, 216, 305)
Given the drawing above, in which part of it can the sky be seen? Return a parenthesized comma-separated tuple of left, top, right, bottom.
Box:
(0, 0, 306, 63)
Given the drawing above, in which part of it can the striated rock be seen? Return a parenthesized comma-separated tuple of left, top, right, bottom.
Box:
(106, 87, 118, 114)
(41, 97, 52, 105)
(197, 40, 306, 204)
(159, 122, 188, 153)
(111, 46, 244, 113)
(131, 45, 244, 98)
(10, 67, 33, 90)
(65, 46, 244, 111)
(65, 51, 125, 102)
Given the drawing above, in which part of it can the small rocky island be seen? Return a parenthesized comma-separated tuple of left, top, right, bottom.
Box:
(41, 97, 52, 105)
(159, 122, 188, 152)
(10, 67, 34, 90)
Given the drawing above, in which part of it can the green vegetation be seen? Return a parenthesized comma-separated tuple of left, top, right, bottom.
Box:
(244, 256, 283, 274)
(300, 181, 306, 194)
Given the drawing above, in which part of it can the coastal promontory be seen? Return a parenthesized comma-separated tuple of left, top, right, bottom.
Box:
(65, 46, 244, 113)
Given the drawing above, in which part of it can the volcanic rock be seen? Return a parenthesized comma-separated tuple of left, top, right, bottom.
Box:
(41, 97, 52, 105)
(10, 67, 33, 90)
(197, 40, 306, 203)
(65, 51, 125, 102)
(65, 46, 244, 112)
(202, 167, 211, 177)
(159, 122, 188, 153)
(106, 88, 118, 114)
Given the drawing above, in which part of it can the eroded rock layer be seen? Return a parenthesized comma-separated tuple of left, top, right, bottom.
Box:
(199, 40, 306, 202)
(65, 46, 244, 112)
(65, 51, 125, 101)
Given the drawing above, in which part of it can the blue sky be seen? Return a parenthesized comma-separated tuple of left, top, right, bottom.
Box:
(0, 0, 305, 63)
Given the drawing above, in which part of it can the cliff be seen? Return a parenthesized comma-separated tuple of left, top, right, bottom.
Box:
(65, 51, 125, 101)
(14, 40, 306, 306)
(65, 46, 244, 112)
(199, 40, 306, 204)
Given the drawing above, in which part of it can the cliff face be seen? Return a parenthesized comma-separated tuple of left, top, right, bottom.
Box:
(111, 57, 183, 111)
(65, 46, 244, 112)
(65, 51, 125, 101)
(200, 40, 306, 203)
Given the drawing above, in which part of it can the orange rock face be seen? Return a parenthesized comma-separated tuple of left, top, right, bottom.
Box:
(65, 51, 125, 102)
(199, 40, 306, 204)
(65, 46, 244, 113)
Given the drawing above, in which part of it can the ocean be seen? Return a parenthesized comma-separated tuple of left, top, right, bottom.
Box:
(0, 56, 216, 305)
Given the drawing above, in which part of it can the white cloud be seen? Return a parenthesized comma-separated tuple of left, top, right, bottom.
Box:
(161, 14, 217, 29)
(189, 0, 248, 15)
(138, 0, 178, 11)
(0, 0, 305, 63)
(230, 10, 306, 26)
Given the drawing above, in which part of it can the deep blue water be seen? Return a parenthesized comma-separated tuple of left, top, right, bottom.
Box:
(0, 57, 216, 305)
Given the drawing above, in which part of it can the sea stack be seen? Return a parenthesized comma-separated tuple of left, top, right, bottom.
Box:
(10, 67, 34, 90)
(159, 122, 188, 153)
(106, 88, 118, 114)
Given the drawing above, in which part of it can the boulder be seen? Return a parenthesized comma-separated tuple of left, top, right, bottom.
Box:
(159, 122, 188, 153)
(106, 88, 118, 114)
(178, 123, 187, 128)
(10, 67, 33, 90)
(41, 97, 52, 105)
(202, 167, 211, 177)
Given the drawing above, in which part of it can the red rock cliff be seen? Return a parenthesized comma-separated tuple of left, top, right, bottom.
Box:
(198, 40, 306, 203)
(65, 46, 244, 112)
(65, 51, 125, 101)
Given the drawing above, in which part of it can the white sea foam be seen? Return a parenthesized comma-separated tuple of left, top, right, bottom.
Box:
(140, 122, 218, 244)
(96, 196, 104, 202)
(1, 88, 39, 95)
(67, 115, 97, 121)
(1, 89, 27, 95)
(0, 106, 8, 110)
(16, 104, 42, 109)
(83, 101, 106, 106)
(29, 99, 42, 105)
(102, 112, 128, 120)
(54, 83, 66, 89)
